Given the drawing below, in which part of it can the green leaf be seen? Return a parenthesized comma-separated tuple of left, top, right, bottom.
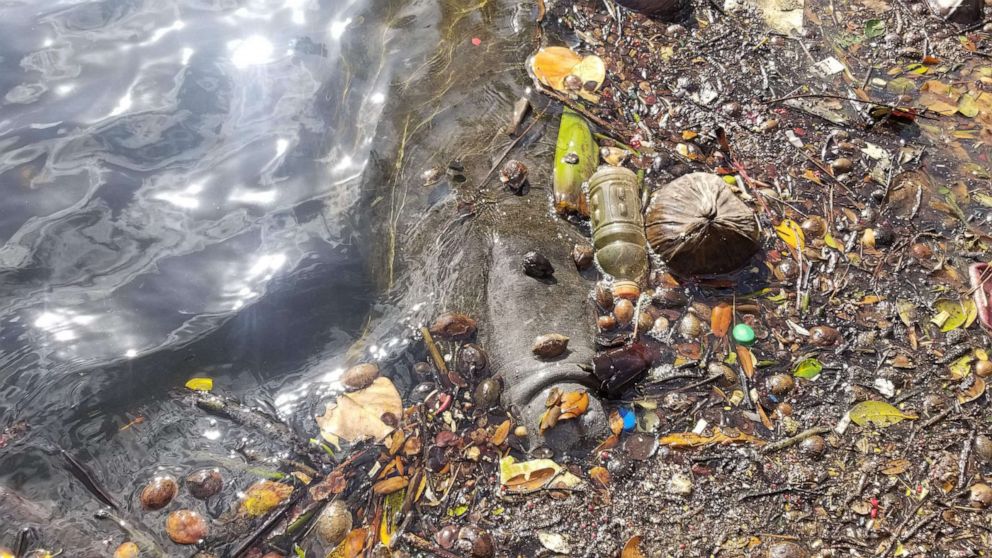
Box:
(849, 400, 918, 428)
(959, 93, 980, 118)
(973, 191, 992, 207)
(447, 504, 469, 517)
(293, 544, 306, 558)
(865, 19, 886, 39)
(932, 298, 977, 332)
(793, 358, 823, 379)
(949, 354, 974, 380)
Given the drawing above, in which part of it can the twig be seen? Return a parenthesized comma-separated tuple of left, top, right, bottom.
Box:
(480, 110, 545, 186)
(535, 83, 632, 144)
(403, 533, 463, 558)
(675, 371, 725, 392)
(957, 428, 977, 490)
(738, 485, 824, 501)
(763, 93, 939, 119)
(420, 326, 450, 377)
(57, 446, 120, 510)
(878, 496, 930, 557)
(761, 426, 832, 454)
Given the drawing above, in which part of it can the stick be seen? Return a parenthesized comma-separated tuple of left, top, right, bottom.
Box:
(403, 533, 463, 558)
(878, 496, 929, 557)
(58, 446, 120, 510)
(420, 326, 450, 379)
(761, 426, 831, 454)
(763, 93, 939, 120)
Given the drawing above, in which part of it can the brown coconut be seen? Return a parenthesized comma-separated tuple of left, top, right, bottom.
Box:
(645, 173, 759, 275)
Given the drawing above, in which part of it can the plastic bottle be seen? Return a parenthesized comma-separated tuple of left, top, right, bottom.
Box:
(587, 166, 649, 298)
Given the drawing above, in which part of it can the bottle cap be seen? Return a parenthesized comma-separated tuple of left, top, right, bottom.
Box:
(732, 323, 756, 346)
(612, 281, 640, 300)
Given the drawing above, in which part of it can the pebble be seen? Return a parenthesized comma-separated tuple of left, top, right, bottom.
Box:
(606, 452, 635, 479)
(911, 243, 932, 259)
(499, 160, 528, 193)
(185, 469, 223, 500)
(514, 426, 528, 438)
(614, 299, 634, 325)
(572, 244, 594, 270)
(532, 334, 570, 359)
(140, 475, 178, 511)
(667, 472, 693, 496)
(342, 363, 379, 390)
(316, 500, 353, 546)
(522, 251, 554, 279)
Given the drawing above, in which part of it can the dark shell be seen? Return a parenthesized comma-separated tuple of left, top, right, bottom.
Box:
(456, 525, 495, 558)
(499, 160, 528, 192)
(645, 173, 759, 276)
(522, 251, 555, 279)
(572, 244, 594, 270)
(809, 325, 841, 347)
(456, 344, 489, 376)
(185, 469, 223, 500)
(429, 312, 477, 340)
(614, 0, 691, 20)
(766, 541, 808, 558)
(474, 378, 502, 409)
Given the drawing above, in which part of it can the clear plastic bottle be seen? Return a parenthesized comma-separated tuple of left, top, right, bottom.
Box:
(587, 166, 649, 298)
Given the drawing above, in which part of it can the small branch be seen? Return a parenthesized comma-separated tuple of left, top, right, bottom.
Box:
(761, 426, 832, 454)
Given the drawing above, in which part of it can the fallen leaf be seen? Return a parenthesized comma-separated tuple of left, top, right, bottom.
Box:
(881, 458, 912, 475)
(499, 456, 562, 494)
(864, 19, 885, 38)
(372, 476, 408, 495)
(317, 378, 403, 444)
(538, 531, 571, 554)
(185, 378, 213, 392)
(240, 480, 293, 517)
(622, 535, 646, 558)
(492, 420, 511, 446)
(959, 93, 980, 118)
(559, 390, 589, 419)
(589, 466, 611, 488)
(528, 46, 605, 102)
(793, 358, 823, 379)
(379, 488, 405, 546)
(932, 298, 977, 332)
(848, 401, 917, 428)
(609, 410, 624, 436)
(711, 303, 733, 338)
(775, 219, 805, 251)
(737, 346, 756, 379)
(327, 528, 367, 558)
(958, 377, 986, 404)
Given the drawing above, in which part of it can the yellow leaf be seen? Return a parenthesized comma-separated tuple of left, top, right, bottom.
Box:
(239, 480, 293, 517)
(848, 401, 917, 428)
(824, 233, 842, 250)
(932, 298, 977, 332)
(658, 427, 764, 448)
(621, 535, 646, 558)
(317, 378, 403, 443)
(379, 487, 405, 546)
(958, 377, 986, 404)
(185, 377, 213, 392)
(775, 219, 805, 251)
(499, 456, 562, 494)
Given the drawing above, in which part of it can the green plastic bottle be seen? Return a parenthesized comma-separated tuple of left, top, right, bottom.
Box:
(587, 166, 649, 298)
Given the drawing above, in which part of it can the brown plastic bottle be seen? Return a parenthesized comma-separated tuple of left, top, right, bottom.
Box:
(587, 166, 649, 298)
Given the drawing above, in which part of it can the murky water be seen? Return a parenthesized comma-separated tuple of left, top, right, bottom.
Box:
(0, 0, 535, 547)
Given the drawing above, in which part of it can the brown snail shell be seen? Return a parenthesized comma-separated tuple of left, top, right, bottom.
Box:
(140, 475, 178, 511)
(185, 469, 223, 500)
(532, 334, 569, 359)
(316, 500, 353, 546)
(165, 510, 209, 545)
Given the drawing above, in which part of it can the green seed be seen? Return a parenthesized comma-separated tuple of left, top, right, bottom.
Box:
(732, 323, 755, 345)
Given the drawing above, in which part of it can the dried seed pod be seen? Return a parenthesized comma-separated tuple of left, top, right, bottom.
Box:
(614, 299, 635, 325)
(140, 476, 178, 511)
(165, 510, 209, 545)
(645, 173, 759, 276)
(532, 334, 570, 359)
(429, 312, 477, 340)
(185, 469, 223, 500)
(522, 251, 555, 279)
(342, 363, 379, 391)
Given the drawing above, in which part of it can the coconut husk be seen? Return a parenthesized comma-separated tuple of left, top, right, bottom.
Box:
(645, 173, 759, 276)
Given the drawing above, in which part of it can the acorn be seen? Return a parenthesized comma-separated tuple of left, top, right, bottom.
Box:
(185, 469, 223, 500)
(140, 475, 178, 511)
(614, 299, 635, 325)
(969, 483, 992, 509)
(767, 374, 795, 396)
(456, 525, 495, 558)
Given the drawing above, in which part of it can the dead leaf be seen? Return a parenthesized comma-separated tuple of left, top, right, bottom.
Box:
(327, 528, 367, 558)
(958, 377, 986, 404)
(737, 346, 756, 379)
(492, 420, 511, 446)
(711, 303, 733, 338)
(317, 378, 403, 444)
(372, 476, 409, 495)
(589, 466, 611, 488)
(621, 535, 646, 558)
(239, 480, 293, 517)
(500, 456, 563, 494)
(658, 427, 765, 448)
(881, 458, 912, 476)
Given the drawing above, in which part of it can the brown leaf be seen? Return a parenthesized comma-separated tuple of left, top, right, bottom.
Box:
(621, 535, 646, 558)
(881, 458, 912, 476)
(711, 302, 733, 338)
(492, 420, 511, 446)
(560, 391, 589, 417)
(327, 527, 367, 558)
(593, 433, 619, 453)
(756, 403, 774, 430)
(545, 387, 563, 407)
(428, 312, 477, 340)
(609, 411, 624, 436)
(958, 377, 986, 404)
(736, 346, 755, 379)
(403, 435, 422, 456)
(540, 405, 561, 433)
(372, 476, 409, 495)
(317, 377, 403, 443)
(388, 430, 405, 455)
(589, 466, 611, 488)
(239, 480, 294, 517)
(658, 427, 765, 448)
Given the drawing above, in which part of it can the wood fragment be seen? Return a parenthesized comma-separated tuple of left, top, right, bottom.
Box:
(760, 426, 832, 454)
